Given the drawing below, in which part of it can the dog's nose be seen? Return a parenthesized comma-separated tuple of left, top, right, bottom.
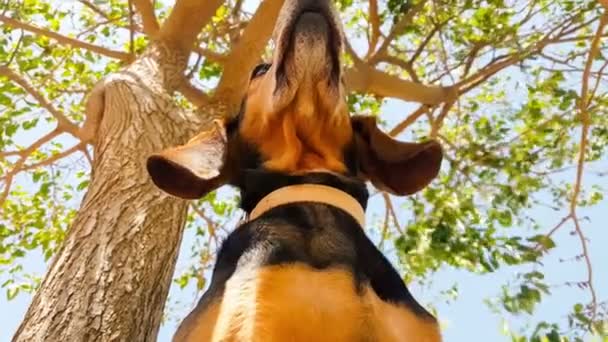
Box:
(296, 0, 329, 11)
(293, 11, 329, 37)
(270, 0, 343, 107)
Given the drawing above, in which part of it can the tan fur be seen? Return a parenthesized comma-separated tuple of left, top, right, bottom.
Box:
(240, 74, 352, 174)
(176, 264, 441, 342)
(174, 301, 221, 342)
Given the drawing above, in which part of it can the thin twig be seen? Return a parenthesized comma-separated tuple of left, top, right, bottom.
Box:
(0, 65, 82, 139)
(5, 29, 24, 67)
(366, 0, 380, 59)
(370, 0, 427, 63)
(455, 12, 593, 94)
(566, 11, 607, 325)
(190, 204, 219, 247)
(0, 15, 131, 62)
(382, 192, 404, 235)
(389, 105, 431, 137)
(81, 145, 94, 167)
(430, 99, 456, 137)
(232, 0, 245, 19)
(0, 129, 61, 205)
(408, 23, 443, 65)
(534, 215, 571, 251)
(378, 55, 420, 83)
(378, 196, 391, 249)
(18, 143, 85, 174)
(589, 60, 608, 102)
(186, 53, 203, 80)
(78, 0, 110, 20)
(128, 0, 135, 57)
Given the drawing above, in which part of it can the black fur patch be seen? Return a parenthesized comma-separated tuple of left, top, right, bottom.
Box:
(198, 200, 436, 322)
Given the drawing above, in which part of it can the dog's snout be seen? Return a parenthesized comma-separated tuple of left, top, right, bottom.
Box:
(250, 0, 347, 143)
(293, 11, 330, 41)
(296, 0, 329, 13)
(275, 1, 342, 52)
(292, 0, 339, 40)
(272, 0, 343, 90)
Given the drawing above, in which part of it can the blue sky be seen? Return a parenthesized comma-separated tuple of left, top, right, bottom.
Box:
(1, 1, 607, 341)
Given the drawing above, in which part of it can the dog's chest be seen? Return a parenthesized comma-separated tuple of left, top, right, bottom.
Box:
(177, 262, 440, 342)
(173, 208, 441, 342)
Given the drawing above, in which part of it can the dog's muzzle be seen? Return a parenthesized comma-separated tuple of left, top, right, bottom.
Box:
(273, 0, 343, 89)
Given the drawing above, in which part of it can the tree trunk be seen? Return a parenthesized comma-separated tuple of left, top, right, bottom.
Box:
(13, 43, 199, 342)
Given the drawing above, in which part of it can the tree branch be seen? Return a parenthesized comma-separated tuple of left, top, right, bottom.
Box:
(190, 204, 219, 247)
(18, 143, 85, 174)
(389, 104, 431, 136)
(232, 0, 245, 18)
(571, 214, 597, 323)
(132, 0, 160, 37)
(535, 215, 572, 251)
(160, 0, 224, 50)
(382, 193, 404, 235)
(128, 0, 136, 57)
(0, 129, 61, 205)
(378, 55, 420, 83)
(178, 81, 210, 107)
(558, 11, 607, 325)
(408, 23, 442, 65)
(215, 0, 285, 109)
(345, 38, 364, 63)
(5, 30, 24, 67)
(378, 196, 391, 249)
(571, 12, 607, 215)
(366, 0, 380, 59)
(431, 98, 457, 137)
(369, 0, 427, 63)
(455, 12, 597, 94)
(0, 66, 83, 139)
(589, 59, 608, 102)
(345, 64, 455, 105)
(78, 0, 110, 20)
(193, 46, 227, 64)
(0, 15, 131, 62)
(82, 145, 94, 167)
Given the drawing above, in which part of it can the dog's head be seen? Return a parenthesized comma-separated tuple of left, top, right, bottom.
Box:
(147, 0, 442, 203)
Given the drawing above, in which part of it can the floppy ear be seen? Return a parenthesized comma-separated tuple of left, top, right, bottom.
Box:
(146, 119, 230, 199)
(351, 115, 443, 196)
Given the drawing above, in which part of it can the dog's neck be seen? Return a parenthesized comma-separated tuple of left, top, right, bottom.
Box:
(237, 170, 369, 217)
(249, 184, 366, 226)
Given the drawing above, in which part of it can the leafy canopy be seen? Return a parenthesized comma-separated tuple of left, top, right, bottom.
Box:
(1, 0, 607, 340)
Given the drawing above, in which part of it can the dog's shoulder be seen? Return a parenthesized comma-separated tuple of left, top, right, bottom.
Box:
(174, 203, 440, 342)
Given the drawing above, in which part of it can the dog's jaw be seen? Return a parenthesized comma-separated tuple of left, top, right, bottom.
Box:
(237, 0, 353, 174)
(270, 0, 345, 116)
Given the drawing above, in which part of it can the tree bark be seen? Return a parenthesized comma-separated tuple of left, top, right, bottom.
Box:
(13, 42, 200, 342)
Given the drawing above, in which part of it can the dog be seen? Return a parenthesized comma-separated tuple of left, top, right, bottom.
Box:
(146, 0, 443, 340)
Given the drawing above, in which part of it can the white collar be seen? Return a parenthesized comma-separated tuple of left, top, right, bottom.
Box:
(248, 184, 365, 227)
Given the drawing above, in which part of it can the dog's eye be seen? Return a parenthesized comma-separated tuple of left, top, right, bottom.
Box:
(251, 63, 271, 79)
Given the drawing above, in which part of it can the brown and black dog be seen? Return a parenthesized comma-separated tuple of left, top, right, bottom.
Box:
(147, 0, 443, 340)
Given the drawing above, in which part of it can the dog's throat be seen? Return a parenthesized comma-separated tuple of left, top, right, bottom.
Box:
(248, 184, 365, 227)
